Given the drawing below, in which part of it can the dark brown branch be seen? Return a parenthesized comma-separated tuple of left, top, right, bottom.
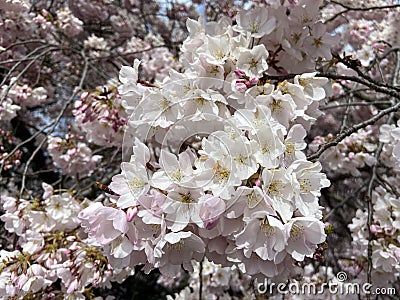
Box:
(307, 101, 400, 161)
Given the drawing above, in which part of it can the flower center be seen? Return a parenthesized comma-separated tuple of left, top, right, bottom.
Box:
(167, 240, 184, 251)
(269, 99, 282, 113)
(213, 161, 230, 182)
(128, 177, 145, 190)
(285, 142, 295, 155)
(300, 178, 311, 193)
(250, 20, 260, 33)
(260, 217, 275, 238)
(247, 191, 262, 208)
(267, 179, 284, 196)
(290, 223, 304, 241)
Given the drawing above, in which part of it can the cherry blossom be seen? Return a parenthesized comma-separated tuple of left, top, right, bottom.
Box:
(4, 0, 400, 297)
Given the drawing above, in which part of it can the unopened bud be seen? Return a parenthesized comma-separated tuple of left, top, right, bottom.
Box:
(126, 206, 139, 222)
(234, 69, 246, 78)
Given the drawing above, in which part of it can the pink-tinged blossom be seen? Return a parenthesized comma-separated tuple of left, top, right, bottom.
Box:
(79, 202, 129, 244)
(235, 215, 286, 261)
(283, 124, 307, 165)
(73, 84, 128, 147)
(7, 82, 48, 108)
(44, 195, 79, 230)
(201, 35, 231, 66)
(195, 132, 241, 199)
(126, 206, 139, 222)
(285, 217, 326, 261)
(137, 190, 167, 225)
(181, 89, 222, 122)
(303, 22, 338, 59)
(227, 186, 276, 222)
(19, 230, 44, 254)
(16, 264, 52, 294)
(276, 80, 311, 110)
(151, 149, 195, 190)
(232, 251, 280, 277)
(47, 135, 102, 177)
(198, 194, 226, 230)
(0, 211, 25, 235)
(0, 98, 20, 122)
(236, 45, 269, 77)
(262, 167, 295, 222)
(256, 92, 296, 129)
(109, 161, 150, 208)
(254, 124, 286, 168)
(380, 120, 400, 162)
(154, 231, 205, 277)
(41, 182, 53, 200)
(136, 89, 183, 128)
(289, 160, 330, 217)
(161, 187, 203, 232)
(118, 59, 141, 94)
(371, 243, 399, 273)
(294, 72, 330, 101)
(55, 7, 83, 37)
(234, 7, 276, 38)
(118, 59, 146, 111)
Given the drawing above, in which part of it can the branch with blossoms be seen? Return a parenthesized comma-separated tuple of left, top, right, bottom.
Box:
(82, 0, 336, 294)
(2, 0, 400, 299)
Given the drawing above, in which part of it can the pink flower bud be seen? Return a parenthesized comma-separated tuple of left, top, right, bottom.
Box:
(67, 278, 79, 293)
(348, 152, 355, 160)
(370, 224, 381, 233)
(235, 80, 247, 93)
(313, 252, 322, 261)
(245, 77, 259, 88)
(126, 206, 139, 222)
(234, 69, 246, 78)
(204, 216, 220, 230)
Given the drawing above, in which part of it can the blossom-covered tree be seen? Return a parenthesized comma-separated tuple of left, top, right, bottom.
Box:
(1, 0, 400, 299)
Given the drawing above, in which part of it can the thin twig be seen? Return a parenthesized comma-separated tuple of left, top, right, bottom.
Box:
(324, 1, 400, 23)
(0, 46, 58, 105)
(364, 49, 400, 300)
(339, 92, 353, 133)
(19, 51, 89, 196)
(307, 101, 400, 161)
(320, 101, 392, 110)
(323, 183, 368, 222)
(199, 258, 204, 300)
(0, 121, 55, 174)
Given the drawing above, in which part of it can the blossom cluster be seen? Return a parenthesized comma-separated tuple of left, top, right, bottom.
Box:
(0, 129, 22, 172)
(73, 84, 128, 147)
(47, 133, 102, 177)
(55, 7, 84, 37)
(6, 80, 49, 108)
(348, 186, 400, 286)
(345, 122, 400, 285)
(310, 127, 377, 177)
(164, 258, 253, 300)
(379, 120, 400, 169)
(80, 3, 334, 281)
(0, 98, 20, 123)
(181, 0, 338, 75)
(0, 0, 29, 12)
(0, 184, 133, 298)
(4, 0, 400, 298)
(322, 0, 400, 81)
